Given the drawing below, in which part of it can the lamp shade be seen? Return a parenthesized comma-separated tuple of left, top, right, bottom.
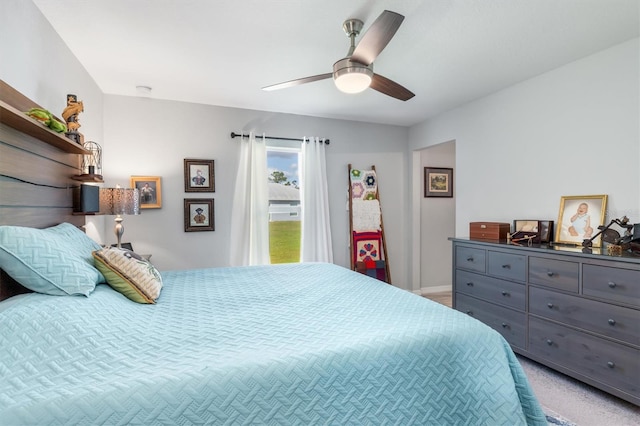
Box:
(100, 188, 140, 216)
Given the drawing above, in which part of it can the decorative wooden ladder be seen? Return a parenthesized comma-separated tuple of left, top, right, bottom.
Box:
(348, 164, 391, 284)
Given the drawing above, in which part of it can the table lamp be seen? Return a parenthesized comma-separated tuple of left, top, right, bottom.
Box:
(100, 186, 140, 248)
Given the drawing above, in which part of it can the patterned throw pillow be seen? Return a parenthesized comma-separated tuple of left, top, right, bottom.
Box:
(0, 223, 103, 296)
(92, 247, 163, 304)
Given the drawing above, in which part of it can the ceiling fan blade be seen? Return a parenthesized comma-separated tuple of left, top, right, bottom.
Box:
(262, 73, 332, 91)
(370, 73, 415, 101)
(350, 10, 404, 66)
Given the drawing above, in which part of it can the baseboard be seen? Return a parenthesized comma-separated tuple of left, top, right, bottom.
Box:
(416, 285, 451, 296)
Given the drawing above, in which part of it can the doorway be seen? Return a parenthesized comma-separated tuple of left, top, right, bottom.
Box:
(412, 140, 456, 295)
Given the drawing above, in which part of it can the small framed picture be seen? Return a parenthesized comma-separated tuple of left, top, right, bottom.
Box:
(130, 176, 162, 209)
(184, 198, 214, 232)
(184, 159, 214, 192)
(556, 195, 607, 247)
(512, 220, 555, 244)
(424, 167, 453, 197)
(538, 220, 554, 243)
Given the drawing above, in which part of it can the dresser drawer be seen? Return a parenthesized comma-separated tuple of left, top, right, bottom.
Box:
(529, 256, 579, 293)
(583, 264, 640, 308)
(455, 246, 486, 273)
(455, 293, 525, 349)
(488, 250, 526, 282)
(455, 269, 525, 311)
(529, 286, 640, 346)
(529, 317, 640, 399)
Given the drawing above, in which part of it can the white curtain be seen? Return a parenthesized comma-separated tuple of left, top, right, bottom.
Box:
(229, 132, 270, 266)
(300, 137, 333, 262)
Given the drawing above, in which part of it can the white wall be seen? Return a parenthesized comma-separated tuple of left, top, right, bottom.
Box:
(99, 95, 410, 287)
(409, 38, 639, 290)
(0, 1, 103, 153)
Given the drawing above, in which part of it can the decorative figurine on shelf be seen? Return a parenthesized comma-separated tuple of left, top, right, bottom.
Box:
(62, 94, 84, 144)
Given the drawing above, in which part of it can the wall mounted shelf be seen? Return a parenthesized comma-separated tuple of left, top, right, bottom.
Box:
(0, 100, 89, 155)
(71, 174, 104, 182)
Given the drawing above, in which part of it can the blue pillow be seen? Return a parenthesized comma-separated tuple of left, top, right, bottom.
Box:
(0, 223, 104, 296)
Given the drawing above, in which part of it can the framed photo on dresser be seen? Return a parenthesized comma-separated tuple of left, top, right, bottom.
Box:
(555, 194, 607, 247)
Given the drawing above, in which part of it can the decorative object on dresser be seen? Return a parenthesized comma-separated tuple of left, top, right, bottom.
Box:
(450, 237, 640, 406)
(582, 215, 638, 252)
(184, 158, 215, 192)
(469, 222, 510, 242)
(100, 187, 141, 248)
(130, 176, 162, 209)
(184, 198, 214, 232)
(424, 167, 453, 197)
(512, 220, 555, 244)
(556, 194, 607, 247)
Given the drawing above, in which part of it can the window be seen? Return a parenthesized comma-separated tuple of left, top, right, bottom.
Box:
(267, 146, 301, 264)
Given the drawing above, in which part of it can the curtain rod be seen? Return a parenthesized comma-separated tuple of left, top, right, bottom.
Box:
(230, 132, 330, 144)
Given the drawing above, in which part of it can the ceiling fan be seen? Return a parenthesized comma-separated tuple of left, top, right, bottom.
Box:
(262, 10, 415, 101)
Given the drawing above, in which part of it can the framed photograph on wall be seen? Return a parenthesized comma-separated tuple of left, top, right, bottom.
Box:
(130, 176, 162, 209)
(184, 198, 214, 232)
(424, 167, 453, 198)
(184, 159, 214, 192)
(555, 194, 607, 247)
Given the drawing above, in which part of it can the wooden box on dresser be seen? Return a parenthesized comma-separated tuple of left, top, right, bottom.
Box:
(450, 238, 640, 406)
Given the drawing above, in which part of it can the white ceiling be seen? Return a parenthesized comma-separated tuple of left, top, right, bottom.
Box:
(33, 0, 639, 127)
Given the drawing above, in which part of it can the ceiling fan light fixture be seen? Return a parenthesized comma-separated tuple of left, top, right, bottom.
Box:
(333, 58, 373, 94)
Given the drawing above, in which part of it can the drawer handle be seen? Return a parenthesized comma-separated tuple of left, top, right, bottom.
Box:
(546, 271, 555, 277)
(466, 282, 474, 286)
(607, 361, 615, 369)
(501, 322, 508, 328)
(608, 281, 616, 289)
(466, 257, 474, 262)
(608, 319, 616, 326)
(502, 264, 511, 269)
(546, 339, 553, 346)
(501, 291, 509, 297)
(547, 303, 554, 309)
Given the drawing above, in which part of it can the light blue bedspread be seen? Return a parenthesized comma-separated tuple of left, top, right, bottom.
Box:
(0, 262, 546, 425)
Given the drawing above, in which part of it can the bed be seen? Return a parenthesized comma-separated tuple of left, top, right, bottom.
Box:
(0, 257, 547, 425)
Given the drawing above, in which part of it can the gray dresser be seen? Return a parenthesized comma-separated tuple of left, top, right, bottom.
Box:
(450, 238, 639, 406)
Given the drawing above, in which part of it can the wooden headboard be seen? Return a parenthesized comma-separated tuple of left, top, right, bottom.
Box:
(0, 80, 85, 300)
